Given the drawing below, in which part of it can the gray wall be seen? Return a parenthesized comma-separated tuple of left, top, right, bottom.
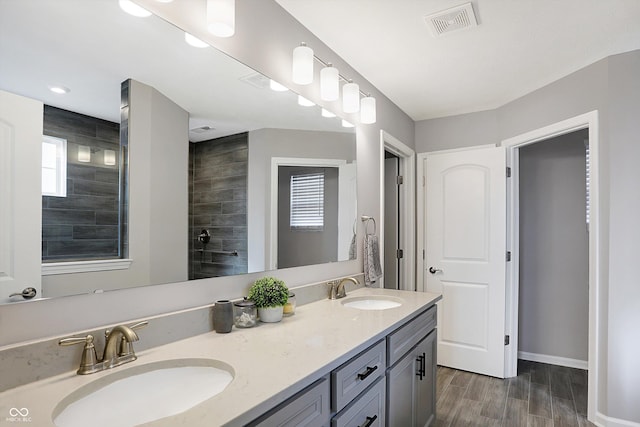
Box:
(518, 131, 589, 362)
(3, 0, 414, 348)
(415, 49, 640, 423)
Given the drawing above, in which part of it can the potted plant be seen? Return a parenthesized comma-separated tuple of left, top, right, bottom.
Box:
(248, 277, 289, 323)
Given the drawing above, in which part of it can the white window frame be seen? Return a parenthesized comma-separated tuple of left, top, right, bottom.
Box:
(42, 135, 67, 197)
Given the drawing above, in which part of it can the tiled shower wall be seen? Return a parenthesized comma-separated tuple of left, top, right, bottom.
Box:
(189, 133, 248, 279)
(42, 106, 121, 261)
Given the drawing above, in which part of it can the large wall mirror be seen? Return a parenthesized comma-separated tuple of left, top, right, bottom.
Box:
(0, 0, 357, 303)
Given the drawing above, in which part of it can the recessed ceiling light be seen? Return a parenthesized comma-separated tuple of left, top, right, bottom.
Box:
(321, 108, 336, 118)
(341, 120, 354, 128)
(155, 0, 174, 3)
(298, 95, 315, 107)
(184, 33, 208, 48)
(119, 0, 152, 17)
(269, 80, 288, 92)
(48, 85, 70, 95)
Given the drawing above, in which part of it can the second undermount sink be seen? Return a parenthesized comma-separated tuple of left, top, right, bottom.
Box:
(341, 295, 403, 310)
(53, 358, 234, 427)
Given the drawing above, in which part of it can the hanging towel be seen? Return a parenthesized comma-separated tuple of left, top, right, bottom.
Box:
(363, 234, 383, 287)
(348, 233, 357, 260)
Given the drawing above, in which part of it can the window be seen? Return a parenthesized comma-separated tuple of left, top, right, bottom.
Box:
(42, 135, 67, 197)
(290, 172, 325, 230)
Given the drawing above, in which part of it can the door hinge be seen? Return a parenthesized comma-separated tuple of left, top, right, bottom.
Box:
(504, 335, 510, 345)
(506, 251, 511, 262)
(397, 175, 404, 185)
(506, 167, 512, 178)
(422, 249, 425, 260)
(397, 249, 404, 259)
(422, 176, 426, 187)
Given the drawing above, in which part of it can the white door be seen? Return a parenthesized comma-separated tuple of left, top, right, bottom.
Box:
(0, 90, 43, 303)
(424, 146, 506, 378)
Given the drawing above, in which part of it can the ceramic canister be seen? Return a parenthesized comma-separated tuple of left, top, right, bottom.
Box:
(213, 300, 234, 333)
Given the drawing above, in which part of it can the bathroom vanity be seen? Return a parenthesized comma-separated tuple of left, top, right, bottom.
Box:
(0, 288, 440, 426)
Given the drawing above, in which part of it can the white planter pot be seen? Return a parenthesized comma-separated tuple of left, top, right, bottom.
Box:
(258, 306, 284, 323)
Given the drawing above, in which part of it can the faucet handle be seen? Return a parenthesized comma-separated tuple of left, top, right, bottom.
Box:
(59, 334, 99, 375)
(118, 320, 148, 357)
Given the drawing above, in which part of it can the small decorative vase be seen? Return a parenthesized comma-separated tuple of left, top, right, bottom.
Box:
(213, 300, 233, 333)
(258, 306, 284, 323)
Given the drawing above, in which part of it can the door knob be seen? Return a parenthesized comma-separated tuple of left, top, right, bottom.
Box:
(9, 287, 37, 300)
(428, 267, 443, 274)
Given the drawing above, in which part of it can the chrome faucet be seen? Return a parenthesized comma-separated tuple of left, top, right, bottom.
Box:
(328, 277, 359, 299)
(59, 321, 148, 375)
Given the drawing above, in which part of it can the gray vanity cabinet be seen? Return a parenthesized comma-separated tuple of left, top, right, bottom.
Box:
(386, 306, 437, 427)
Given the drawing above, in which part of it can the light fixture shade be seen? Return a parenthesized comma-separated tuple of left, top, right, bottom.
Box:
(292, 43, 314, 85)
(207, 0, 235, 38)
(298, 95, 315, 107)
(104, 150, 116, 166)
(184, 32, 208, 48)
(78, 146, 91, 163)
(341, 120, 354, 128)
(320, 64, 339, 101)
(270, 80, 288, 92)
(118, 0, 152, 17)
(342, 81, 360, 113)
(321, 108, 336, 118)
(360, 96, 377, 124)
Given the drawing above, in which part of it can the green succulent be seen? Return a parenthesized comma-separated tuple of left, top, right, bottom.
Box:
(247, 277, 289, 308)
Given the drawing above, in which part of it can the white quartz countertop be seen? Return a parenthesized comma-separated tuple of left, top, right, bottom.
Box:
(0, 288, 441, 427)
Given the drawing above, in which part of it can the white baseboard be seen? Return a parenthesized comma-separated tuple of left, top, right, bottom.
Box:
(595, 412, 640, 427)
(518, 351, 588, 370)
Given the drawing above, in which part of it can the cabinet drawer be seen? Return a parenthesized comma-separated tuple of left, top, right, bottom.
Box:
(331, 377, 385, 427)
(387, 305, 436, 366)
(250, 376, 330, 427)
(332, 340, 385, 412)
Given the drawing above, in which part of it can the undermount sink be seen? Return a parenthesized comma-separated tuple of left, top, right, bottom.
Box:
(341, 295, 403, 310)
(53, 358, 234, 427)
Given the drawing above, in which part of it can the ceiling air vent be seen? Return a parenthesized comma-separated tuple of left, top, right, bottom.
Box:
(239, 72, 270, 89)
(424, 2, 478, 37)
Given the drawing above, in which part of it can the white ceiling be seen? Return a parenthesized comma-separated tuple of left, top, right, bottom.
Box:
(276, 0, 640, 121)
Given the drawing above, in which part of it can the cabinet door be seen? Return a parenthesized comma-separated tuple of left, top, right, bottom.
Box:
(415, 330, 437, 427)
(386, 347, 417, 426)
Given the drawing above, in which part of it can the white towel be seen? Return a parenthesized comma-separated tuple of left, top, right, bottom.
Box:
(363, 234, 383, 287)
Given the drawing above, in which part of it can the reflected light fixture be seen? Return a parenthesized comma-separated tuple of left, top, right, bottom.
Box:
(360, 95, 377, 124)
(292, 43, 313, 85)
(298, 95, 315, 107)
(118, 0, 152, 17)
(342, 80, 360, 113)
(321, 108, 336, 118)
(320, 64, 339, 101)
(207, 0, 235, 37)
(104, 150, 117, 166)
(341, 120, 354, 128)
(270, 80, 288, 92)
(184, 32, 208, 48)
(48, 85, 70, 95)
(78, 146, 91, 163)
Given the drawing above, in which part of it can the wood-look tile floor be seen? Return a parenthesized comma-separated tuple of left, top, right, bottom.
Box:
(434, 360, 595, 427)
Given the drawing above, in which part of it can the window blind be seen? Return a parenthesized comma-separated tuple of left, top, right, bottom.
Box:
(290, 172, 324, 230)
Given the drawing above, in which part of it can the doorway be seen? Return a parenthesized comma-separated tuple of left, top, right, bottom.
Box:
(384, 151, 400, 289)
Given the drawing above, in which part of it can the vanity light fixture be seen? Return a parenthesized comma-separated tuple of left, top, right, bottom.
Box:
(342, 80, 360, 114)
(360, 95, 377, 124)
(297, 95, 315, 107)
(118, 0, 152, 17)
(292, 42, 376, 123)
(78, 146, 91, 163)
(184, 32, 209, 48)
(48, 85, 70, 95)
(207, 0, 235, 38)
(321, 108, 336, 118)
(341, 120, 354, 128)
(269, 80, 288, 92)
(292, 43, 314, 85)
(104, 150, 116, 166)
(320, 64, 339, 101)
